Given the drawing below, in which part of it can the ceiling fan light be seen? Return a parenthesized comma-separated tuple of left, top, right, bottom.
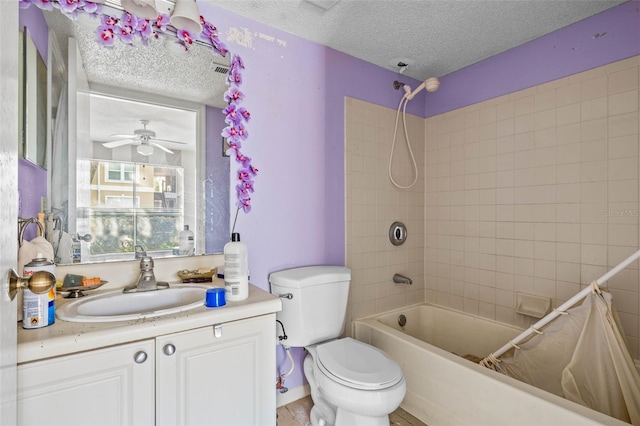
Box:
(137, 144, 154, 156)
(170, 0, 203, 35)
(121, 0, 159, 20)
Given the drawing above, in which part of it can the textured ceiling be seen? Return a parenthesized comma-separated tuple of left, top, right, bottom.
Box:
(205, 0, 626, 82)
(40, 0, 625, 153)
(43, 8, 230, 107)
(42, 6, 229, 153)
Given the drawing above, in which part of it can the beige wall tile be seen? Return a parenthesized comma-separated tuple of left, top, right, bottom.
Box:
(557, 103, 581, 126)
(514, 95, 535, 116)
(556, 123, 581, 145)
(609, 134, 639, 159)
(347, 56, 640, 361)
(556, 83, 581, 106)
(580, 75, 608, 101)
(608, 112, 639, 138)
(581, 97, 608, 121)
(581, 118, 608, 141)
(609, 90, 638, 116)
(535, 90, 557, 111)
(608, 66, 639, 94)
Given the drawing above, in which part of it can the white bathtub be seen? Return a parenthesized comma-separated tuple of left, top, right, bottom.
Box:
(354, 303, 629, 426)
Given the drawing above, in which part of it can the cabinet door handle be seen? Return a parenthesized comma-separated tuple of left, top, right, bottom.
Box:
(163, 343, 176, 356)
(134, 351, 148, 364)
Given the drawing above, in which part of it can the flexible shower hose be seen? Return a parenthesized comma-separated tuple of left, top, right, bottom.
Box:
(388, 93, 419, 189)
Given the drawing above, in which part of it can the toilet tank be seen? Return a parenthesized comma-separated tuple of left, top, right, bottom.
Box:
(269, 266, 351, 347)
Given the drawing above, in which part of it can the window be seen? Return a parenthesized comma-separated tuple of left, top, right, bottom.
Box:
(106, 162, 134, 182)
(78, 160, 184, 262)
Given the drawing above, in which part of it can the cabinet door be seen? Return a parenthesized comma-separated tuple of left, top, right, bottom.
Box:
(156, 314, 276, 426)
(17, 340, 155, 426)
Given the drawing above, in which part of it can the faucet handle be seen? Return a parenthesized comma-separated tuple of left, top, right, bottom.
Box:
(134, 245, 147, 259)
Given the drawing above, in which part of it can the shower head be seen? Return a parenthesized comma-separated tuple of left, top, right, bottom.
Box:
(406, 77, 440, 100)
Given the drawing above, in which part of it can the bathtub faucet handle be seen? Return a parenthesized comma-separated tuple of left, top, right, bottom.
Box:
(393, 273, 412, 285)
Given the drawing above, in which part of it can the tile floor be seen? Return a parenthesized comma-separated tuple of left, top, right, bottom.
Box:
(276, 396, 427, 426)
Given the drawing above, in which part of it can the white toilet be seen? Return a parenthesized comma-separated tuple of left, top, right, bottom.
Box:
(269, 266, 406, 426)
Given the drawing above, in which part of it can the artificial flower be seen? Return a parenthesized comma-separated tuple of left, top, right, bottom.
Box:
(177, 29, 194, 46)
(238, 107, 251, 121)
(155, 14, 170, 32)
(81, 0, 101, 14)
(96, 25, 116, 47)
(29, 0, 54, 11)
(57, 0, 84, 16)
(224, 87, 244, 103)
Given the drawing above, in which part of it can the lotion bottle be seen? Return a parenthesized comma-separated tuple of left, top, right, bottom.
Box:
(179, 225, 195, 256)
(223, 232, 249, 301)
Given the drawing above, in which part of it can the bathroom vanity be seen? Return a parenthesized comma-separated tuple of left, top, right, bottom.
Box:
(16, 282, 281, 426)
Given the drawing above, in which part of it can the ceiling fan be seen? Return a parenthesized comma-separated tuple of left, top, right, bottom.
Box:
(102, 119, 186, 155)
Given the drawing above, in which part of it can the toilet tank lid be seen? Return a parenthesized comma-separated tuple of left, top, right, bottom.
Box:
(269, 266, 351, 288)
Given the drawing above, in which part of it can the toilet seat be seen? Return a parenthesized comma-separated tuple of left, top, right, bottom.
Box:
(315, 338, 403, 390)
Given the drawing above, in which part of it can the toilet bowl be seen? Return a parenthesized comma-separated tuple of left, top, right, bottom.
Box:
(269, 266, 406, 426)
(305, 338, 406, 426)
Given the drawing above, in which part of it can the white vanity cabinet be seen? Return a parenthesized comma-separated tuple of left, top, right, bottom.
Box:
(156, 315, 276, 425)
(17, 339, 156, 425)
(17, 314, 276, 426)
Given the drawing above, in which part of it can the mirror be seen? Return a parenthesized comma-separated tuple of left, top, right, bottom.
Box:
(20, 2, 232, 264)
(19, 28, 48, 169)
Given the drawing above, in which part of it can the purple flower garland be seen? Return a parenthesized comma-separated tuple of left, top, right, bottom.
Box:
(223, 55, 256, 214)
(20, 0, 257, 217)
(20, 0, 228, 55)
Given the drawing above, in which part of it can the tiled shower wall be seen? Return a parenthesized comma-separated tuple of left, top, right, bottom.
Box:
(345, 97, 425, 334)
(424, 56, 640, 359)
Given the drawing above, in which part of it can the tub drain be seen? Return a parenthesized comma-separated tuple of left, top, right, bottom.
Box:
(398, 314, 407, 327)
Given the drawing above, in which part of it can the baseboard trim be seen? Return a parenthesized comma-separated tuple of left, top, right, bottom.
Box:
(276, 384, 310, 408)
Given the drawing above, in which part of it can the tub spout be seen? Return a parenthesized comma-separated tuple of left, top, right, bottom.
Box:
(393, 273, 412, 285)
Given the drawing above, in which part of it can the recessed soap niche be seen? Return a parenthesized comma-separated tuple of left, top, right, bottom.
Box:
(515, 293, 551, 319)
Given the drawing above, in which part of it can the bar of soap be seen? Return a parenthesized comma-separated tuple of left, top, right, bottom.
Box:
(63, 273, 85, 288)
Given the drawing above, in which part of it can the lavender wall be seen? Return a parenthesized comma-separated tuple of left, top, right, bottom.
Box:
(18, 5, 48, 241)
(18, 161, 46, 241)
(199, 0, 640, 395)
(426, 0, 640, 117)
(195, 4, 423, 289)
(198, 2, 424, 391)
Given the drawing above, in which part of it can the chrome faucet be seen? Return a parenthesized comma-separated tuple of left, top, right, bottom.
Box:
(123, 256, 169, 293)
(393, 273, 413, 285)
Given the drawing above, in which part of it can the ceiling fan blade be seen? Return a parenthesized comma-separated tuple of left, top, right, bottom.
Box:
(102, 139, 138, 148)
(108, 133, 136, 139)
(152, 138, 187, 145)
(149, 141, 175, 154)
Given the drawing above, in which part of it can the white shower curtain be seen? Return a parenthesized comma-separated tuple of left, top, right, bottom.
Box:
(492, 289, 640, 425)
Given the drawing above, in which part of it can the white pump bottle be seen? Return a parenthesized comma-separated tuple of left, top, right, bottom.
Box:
(223, 232, 249, 301)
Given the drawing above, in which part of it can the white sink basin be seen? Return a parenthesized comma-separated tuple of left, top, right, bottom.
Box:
(56, 284, 211, 323)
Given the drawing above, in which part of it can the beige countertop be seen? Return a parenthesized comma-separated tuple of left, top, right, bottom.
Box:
(17, 280, 282, 364)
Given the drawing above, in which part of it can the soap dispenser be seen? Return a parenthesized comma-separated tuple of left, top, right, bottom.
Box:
(223, 233, 249, 301)
(179, 225, 194, 256)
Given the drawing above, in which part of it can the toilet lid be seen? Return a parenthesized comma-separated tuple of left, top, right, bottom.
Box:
(316, 338, 403, 390)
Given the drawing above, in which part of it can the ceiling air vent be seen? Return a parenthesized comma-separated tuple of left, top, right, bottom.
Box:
(212, 53, 231, 75)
